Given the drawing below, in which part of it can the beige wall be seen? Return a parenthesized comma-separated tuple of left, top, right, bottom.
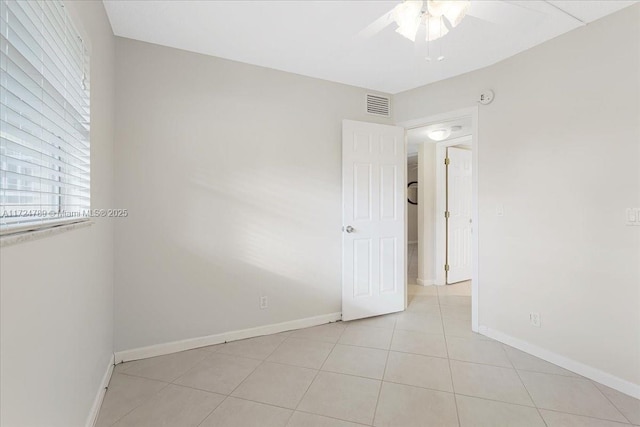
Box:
(396, 5, 640, 387)
(113, 38, 392, 352)
(417, 143, 437, 284)
(0, 2, 116, 426)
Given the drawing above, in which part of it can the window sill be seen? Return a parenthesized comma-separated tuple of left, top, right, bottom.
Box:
(0, 219, 94, 247)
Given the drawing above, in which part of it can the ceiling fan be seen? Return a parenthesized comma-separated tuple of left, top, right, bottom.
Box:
(393, 0, 470, 42)
(357, 1, 549, 44)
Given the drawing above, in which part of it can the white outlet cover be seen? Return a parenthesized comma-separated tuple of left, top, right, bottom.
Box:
(530, 312, 541, 327)
(627, 208, 640, 226)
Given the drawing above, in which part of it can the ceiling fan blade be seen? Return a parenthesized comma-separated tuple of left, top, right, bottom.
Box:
(466, 0, 547, 26)
(354, 8, 396, 41)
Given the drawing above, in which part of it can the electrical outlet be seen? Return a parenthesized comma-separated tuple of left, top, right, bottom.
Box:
(260, 296, 268, 309)
(530, 312, 541, 327)
(627, 208, 640, 226)
(496, 204, 504, 217)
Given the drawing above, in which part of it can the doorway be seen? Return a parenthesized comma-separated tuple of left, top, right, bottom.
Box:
(400, 107, 479, 332)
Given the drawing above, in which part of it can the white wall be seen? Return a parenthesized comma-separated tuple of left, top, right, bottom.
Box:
(407, 163, 418, 243)
(396, 5, 640, 388)
(0, 2, 116, 426)
(113, 38, 392, 352)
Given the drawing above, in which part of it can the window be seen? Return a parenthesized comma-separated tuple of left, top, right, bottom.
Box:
(0, 0, 90, 234)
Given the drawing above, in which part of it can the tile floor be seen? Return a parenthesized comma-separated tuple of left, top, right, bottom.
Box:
(96, 245, 640, 427)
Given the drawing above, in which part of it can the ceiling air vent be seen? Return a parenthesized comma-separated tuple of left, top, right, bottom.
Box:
(366, 94, 391, 117)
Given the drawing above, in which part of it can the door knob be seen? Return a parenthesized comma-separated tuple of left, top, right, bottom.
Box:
(344, 226, 355, 233)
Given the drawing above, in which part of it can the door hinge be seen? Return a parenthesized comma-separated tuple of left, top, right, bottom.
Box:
(444, 211, 450, 218)
(444, 264, 450, 272)
(444, 157, 450, 165)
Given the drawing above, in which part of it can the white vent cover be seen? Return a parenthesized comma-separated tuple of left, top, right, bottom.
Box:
(366, 94, 391, 117)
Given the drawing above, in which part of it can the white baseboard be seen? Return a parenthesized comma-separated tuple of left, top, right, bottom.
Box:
(86, 354, 115, 427)
(114, 312, 342, 363)
(479, 326, 640, 400)
(416, 278, 435, 286)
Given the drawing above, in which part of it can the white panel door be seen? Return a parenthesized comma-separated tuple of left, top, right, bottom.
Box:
(342, 120, 406, 321)
(447, 147, 472, 284)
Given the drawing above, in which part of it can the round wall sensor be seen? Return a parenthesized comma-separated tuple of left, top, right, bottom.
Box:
(479, 89, 494, 105)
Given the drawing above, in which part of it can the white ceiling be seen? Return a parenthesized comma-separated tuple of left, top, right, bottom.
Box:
(103, 1, 636, 94)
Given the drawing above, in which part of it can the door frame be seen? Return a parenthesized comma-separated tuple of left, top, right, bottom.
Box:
(396, 106, 479, 333)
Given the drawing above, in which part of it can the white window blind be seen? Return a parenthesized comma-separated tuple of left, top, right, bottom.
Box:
(0, 0, 90, 234)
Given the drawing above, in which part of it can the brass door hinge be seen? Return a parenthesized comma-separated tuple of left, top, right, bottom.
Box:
(444, 264, 450, 272)
(444, 157, 450, 165)
(444, 211, 450, 218)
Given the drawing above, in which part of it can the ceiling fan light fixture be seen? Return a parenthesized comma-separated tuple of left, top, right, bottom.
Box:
(393, 0, 424, 41)
(428, 128, 451, 141)
(426, 0, 470, 28)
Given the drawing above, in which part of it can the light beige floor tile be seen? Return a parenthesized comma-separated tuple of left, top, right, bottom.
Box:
(173, 352, 261, 395)
(200, 397, 292, 427)
(290, 323, 346, 343)
(594, 383, 640, 425)
(446, 337, 512, 367)
(112, 384, 224, 427)
(540, 409, 633, 427)
(437, 281, 472, 296)
(518, 371, 627, 422)
(407, 296, 441, 313)
(200, 344, 224, 352)
(456, 395, 546, 427)
(231, 362, 317, 409)
(344, 314, 396, 330)
(298, 371, 380, 425)
(373, 382, 458, 427)
(217, 335, 287, 360)
(440, 304, 472, 321)
(438, 295, 472, 306)
(408, 284, 438, 296)
(450, 360, 534, 406)
(384, 351, 453, 392)
(390, 329, 448, 358)
(443, 317, 491, 340)
(113, 362, 130, 374)
(286, 411, 365, 427)
(503, 346, 579, 377)
(338, 325, 393, 350)
(95, 374, 167, 427)
(394, 312, 444, 334)
(120, 349, 209, 382)
(266, 337, 334, 369)
(321, 344, 388, 379)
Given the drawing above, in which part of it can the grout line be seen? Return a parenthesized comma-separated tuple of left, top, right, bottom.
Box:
(505, 344, 550, 426)
(534, 406, 635, 426)
(591, 381, 633, 425)
(196, 335, 289, 427)
(371, 326, 394, 426)
(101, 379, 171, 427)
(286, 325, 345, 425)
(437, 296, 462, 426)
